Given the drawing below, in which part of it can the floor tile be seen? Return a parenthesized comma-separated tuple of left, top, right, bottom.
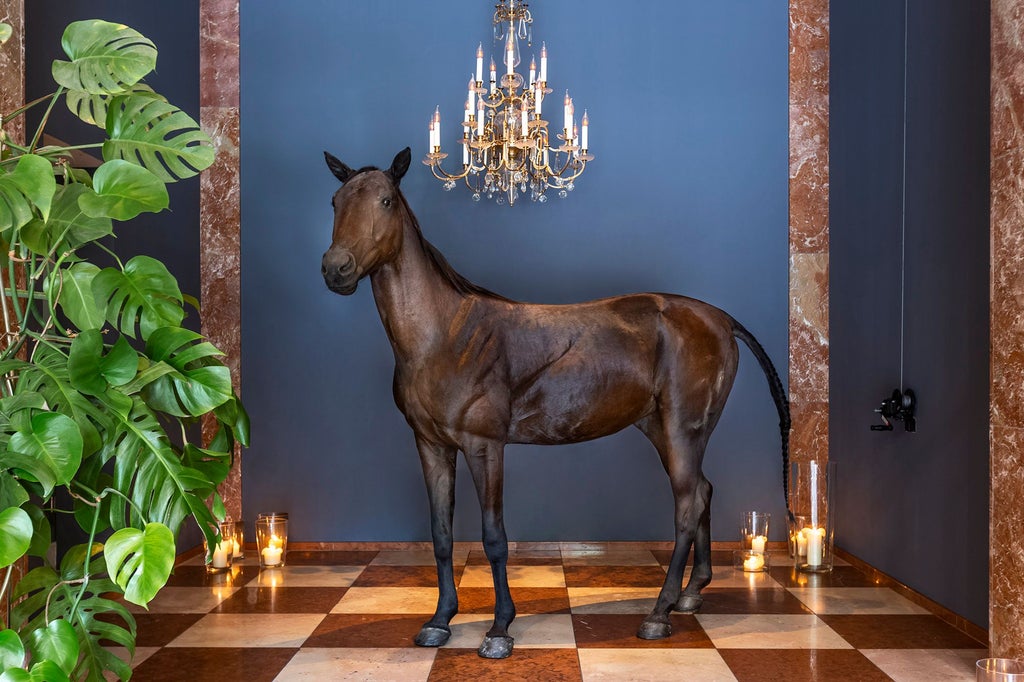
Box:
(652, 548, 736, 566)
(769, 565, 884, 588)
(124, 586, 239, 614)
(352, 565, 455, 587)
(458, 586, 571, 614)
(699, 588, 813, 615)
(860, 648, 988, 681)
(445, 613, 577, 648)
(285, 550, 379, 566)
(788, 587, 930, 615)
(101, 646, 160, 681)
(819, 615, 988, 649)
(130, 613, 205, 647)
(562, 549, 660, 566)
(467, 548, 563, 565)
(695, 614, 853, 649)
(460, 564, 566, 588)
(274, 647, 437, 681)
(572, 613, 713, 649)
(428, 647, 583, 681)
(578, 648, 736, 681)
(331, 587, 439, 614)
(692, 566, 782, 590)
(302, 614, 430, 648)
(563, 565, 666, 588)
(164, 564, 260, 587)
(214, 586, 348, 614)
(718, 648, 891, 681)
(130, 647, 297, 682)
(246, 565, 364, 588)
(167, 614, 326, 648)
(568, 587, 660, 614)
(371, 548, 469, 566)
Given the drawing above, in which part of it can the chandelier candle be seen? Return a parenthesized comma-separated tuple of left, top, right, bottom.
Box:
(425, 0, 593, 205)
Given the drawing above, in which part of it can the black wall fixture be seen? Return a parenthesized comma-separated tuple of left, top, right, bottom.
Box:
(870, 388, 916, 432)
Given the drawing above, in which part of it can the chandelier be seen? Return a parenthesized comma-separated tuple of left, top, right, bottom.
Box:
(424, 1, 593, 205)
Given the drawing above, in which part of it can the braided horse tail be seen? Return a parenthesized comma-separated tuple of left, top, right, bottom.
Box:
(729, 316, 793, 520)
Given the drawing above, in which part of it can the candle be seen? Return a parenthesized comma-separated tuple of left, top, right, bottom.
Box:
(796, 529, 808, 557)
(231, 538, 241, 557)
(211, 542, 229, 568)
(462, 135, 469, 165)
(539, 42, 547, 82)
(534, 82, 543, 114)
(269, 534, 283, 550)
(475, 43, 484, 83)
(529, 56, 536, 87)
(261, 545, 282, 567)
(464, 100, 470, 124)
(742, 553, 764, 571)
(752, 535, 767, 553)
(466, 76, 475, 120)
(581, 110, 589, 149)
(489, 57, 496, 94)
(431, 107, 441, 149)
(563, 91, 572, 135)
(805, 527, 825, 567)
(506, 35, 515, 76)
(477, 99, 485, 136)
(521, 99, 528, 137)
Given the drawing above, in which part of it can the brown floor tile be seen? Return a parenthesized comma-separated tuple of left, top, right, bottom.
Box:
(285, 550, 379, 565)
(699, 588, 813, 615)
(458, 587, 570, 614)
(652, 548, 735, 566)
(572, 613, 713, 648)
(130, 647, 297, 682)
(131, 613, 206, 647)
(768, 565, 882, 588)
(467, 549, 563, 565)
(719, 649, 892, 682)
(303, 613, 428, 648)
(213, 586, 348, 614)
(164, 564, 260, 587)
(563, 565, 667, 588)
(428, 647, 583, 681)
(819, 614, 988, 649)
(352, 564, 462, 587)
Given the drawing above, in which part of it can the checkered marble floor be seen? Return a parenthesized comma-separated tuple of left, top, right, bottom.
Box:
(118, 546, 987, 681)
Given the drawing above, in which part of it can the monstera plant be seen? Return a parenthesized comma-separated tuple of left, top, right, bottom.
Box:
(0, 20, 246, 681)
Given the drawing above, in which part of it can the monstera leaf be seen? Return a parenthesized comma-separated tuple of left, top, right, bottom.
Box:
(65, 81, 163, 128)
(103, 94, 214, 182)
(104, 523, 175, 606)
(0, 155, 56, 233)
(51, 20, 156, 95)
(19, 183, 112, 256)
(0, 507, 32, 567)
(49, 262, 105, 332)
(68, 331, 138, 397)
(25, 620, 78, 678)
(8, 413, 84, 496)
(92, 255, 184, 340)
(141, 327, 233, 417)
(79, 160, 169, 220)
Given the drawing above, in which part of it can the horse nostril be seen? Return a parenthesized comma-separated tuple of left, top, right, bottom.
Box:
(339, 254, 356, 275)
(321, 263, 327, 275)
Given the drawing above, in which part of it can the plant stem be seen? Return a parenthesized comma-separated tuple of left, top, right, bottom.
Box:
(65, 501, 101, 627)
(1, 92, 56, 124)
(29, 86, 66, 154)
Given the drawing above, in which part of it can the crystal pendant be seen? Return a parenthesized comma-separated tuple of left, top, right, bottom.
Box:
(472, 192, 481, 202)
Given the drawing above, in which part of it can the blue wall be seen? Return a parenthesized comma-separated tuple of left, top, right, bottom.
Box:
(240, 1, 790, 542)
(830, 0, 989, 627)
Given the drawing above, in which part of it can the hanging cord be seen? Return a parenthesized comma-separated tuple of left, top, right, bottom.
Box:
(898, 0, 909, 392)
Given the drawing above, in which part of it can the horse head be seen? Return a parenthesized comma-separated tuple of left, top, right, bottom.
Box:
(321, 147, 411, 295)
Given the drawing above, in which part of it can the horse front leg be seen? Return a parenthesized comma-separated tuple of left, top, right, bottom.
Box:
(463, 439, 515, 659)
(413, 438, 459, 647)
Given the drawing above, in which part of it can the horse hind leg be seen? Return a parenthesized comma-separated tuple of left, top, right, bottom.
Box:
(677, 476, 713, 613)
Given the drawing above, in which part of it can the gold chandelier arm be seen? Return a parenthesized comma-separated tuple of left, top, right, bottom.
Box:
(425, 156, 472, 181)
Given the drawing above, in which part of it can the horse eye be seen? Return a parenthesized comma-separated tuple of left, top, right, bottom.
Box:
(382, 198, 392, 208)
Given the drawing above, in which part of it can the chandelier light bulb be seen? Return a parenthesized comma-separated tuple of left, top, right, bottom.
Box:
(529, 56, 537, 87)
(539, 42, 548, 82)
(476, 43, 484, 82)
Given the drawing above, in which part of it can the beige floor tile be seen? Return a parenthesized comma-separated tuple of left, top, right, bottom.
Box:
(445, 613, 576, 649)
(273, 647, 436, 681)
(167, 613, 326, 648)
(787, 587, 931, 615)
(567, 587, 661, 614)
(246, 565, 364, 588)
(125, 586, 239, 614)
(331, 587, 439, 614)
(860, 648, 988, 681)
(562, 550, 660, 566)
(579, 649, 738, 681)
(370, 548, 469, 566)
(459, 564, 566, 588)
(691, 566, 782, 589)
(695, 614, 853, 649)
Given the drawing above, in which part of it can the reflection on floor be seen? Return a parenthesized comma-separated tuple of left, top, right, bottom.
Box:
(117, 545, 986, 681)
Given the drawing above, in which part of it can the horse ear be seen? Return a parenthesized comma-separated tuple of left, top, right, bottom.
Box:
(324, 151, 355, 184)
(387, 147, 412, 187)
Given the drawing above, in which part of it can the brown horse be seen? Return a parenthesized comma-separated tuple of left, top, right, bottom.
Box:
(321, 147, 790, 659)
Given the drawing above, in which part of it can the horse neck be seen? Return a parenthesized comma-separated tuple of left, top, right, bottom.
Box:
(369, 214, 466, 360)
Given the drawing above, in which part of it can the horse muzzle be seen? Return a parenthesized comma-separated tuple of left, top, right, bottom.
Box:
(322, 248, 360, 295)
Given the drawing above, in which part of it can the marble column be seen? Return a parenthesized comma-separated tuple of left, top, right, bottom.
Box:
(990, 0, 1024, 659)
(0, 0, 25, 631)
(788, 0, 830, 465)
(198, 0, 243, 521)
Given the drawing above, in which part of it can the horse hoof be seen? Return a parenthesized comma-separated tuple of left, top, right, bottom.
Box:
(414, 625, 451, 647)
(478, 635, 514, 659)
(675, 594, 704, 614)
(637, 619, 672, 640)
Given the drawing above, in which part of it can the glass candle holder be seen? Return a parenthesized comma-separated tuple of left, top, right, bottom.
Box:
(204, 531, 233, 573)
(733, 549, 770, 573)
(256, 514, 288, 567)
(977, 659, 1024, 681)
(741, 511, 770, 552)
(226, 520, 244, 560)
(790, 460, 836, 573)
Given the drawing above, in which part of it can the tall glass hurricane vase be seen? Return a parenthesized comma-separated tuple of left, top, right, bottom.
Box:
(790, 460, 836, 573)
